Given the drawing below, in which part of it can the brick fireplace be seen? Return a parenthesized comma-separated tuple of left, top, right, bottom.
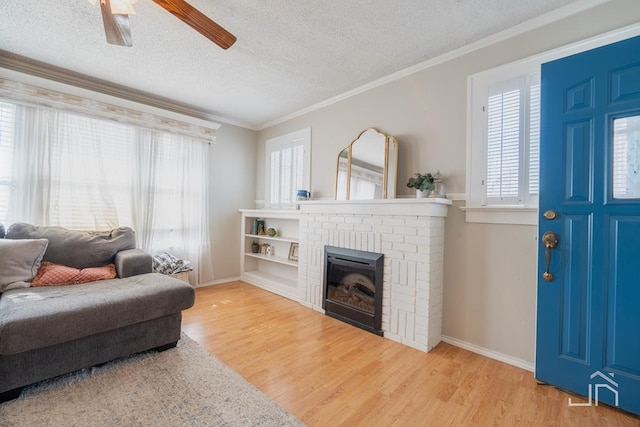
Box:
(298, 198, 451, 352)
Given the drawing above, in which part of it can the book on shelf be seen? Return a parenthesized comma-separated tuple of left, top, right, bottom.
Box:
(252, 219, 265, 235)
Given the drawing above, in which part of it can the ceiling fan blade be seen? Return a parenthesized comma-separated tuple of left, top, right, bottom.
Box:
(152, 0, 236, 49)
(100, 0, 133, 47)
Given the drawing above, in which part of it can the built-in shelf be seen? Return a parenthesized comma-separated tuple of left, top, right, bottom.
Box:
(240, 209, 301, 302)
(244, 252, 298, 267)
(243, 234, 298, 244)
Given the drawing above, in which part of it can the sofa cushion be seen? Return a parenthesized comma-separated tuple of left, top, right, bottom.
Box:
(0, 239, 49, 293)
(32, 262, 117, 287)
(6, 223, 136, 269)
(0, 273, 194, 355)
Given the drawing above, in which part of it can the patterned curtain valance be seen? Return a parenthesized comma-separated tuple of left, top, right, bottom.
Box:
(0, 78, 218, 142)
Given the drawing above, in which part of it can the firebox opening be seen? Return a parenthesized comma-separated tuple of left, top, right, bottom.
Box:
(323, 246, 384, 336)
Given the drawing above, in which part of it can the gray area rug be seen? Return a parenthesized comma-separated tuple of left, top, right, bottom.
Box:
(0, 334, 304, 427)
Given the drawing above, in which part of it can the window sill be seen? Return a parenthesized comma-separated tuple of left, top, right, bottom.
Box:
(460, 205, 538, 225)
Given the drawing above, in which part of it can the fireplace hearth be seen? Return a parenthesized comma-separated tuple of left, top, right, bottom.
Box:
(323, 246, 383, 336)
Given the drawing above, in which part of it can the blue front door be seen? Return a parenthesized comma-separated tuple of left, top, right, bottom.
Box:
(536, 35, 640, 415)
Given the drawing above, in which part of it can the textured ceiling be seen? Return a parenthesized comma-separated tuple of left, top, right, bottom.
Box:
(0, 0, 582, 129)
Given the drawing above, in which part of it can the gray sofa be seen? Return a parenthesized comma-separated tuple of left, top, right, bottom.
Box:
(0, 223, 195, 402)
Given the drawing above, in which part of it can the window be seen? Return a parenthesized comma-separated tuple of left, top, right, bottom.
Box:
(265, 127, 311, 208)
(485, 75, 540, 205)
(0, 100, 211, 284)
(613, 115, 640, 199)
(0, 102, 15, 224)
(466, 60, 541, 225)
(464, 26, 639, 225)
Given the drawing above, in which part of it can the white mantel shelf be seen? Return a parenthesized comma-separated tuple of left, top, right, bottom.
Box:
(299, 198, 452, 216)
(239, 208, 300, 219)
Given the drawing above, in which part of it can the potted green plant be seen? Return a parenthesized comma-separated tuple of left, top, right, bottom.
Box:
(407, 173, 435, 198)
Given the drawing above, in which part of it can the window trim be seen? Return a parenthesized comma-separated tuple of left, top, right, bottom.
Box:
(466, 59, 541, 221)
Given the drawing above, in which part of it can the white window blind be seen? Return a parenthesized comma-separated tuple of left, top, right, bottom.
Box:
(0, 101, 15, 224)
(265, 128, 311, 208)
(486, 87, 521, 200)
(484, 75, 539, 205)
(528, 83, 540, 196)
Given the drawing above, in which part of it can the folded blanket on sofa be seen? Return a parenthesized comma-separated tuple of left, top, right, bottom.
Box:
(152, 253, 191, 275)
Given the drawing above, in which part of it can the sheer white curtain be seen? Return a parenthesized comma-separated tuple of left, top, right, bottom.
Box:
(134, 128, 213, 284)
(12, 105, 134, 229)
(6, 103, 212, 285)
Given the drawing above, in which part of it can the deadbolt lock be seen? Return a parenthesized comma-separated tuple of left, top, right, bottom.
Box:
(543, 210, 557, 220)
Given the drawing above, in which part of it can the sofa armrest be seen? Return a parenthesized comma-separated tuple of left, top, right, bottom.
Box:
(115, 249, 153, 278)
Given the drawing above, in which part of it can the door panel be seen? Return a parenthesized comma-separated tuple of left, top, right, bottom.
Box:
(565, 121, 594, 203)
(537, 34, 640, 415)
(610, 64, 640, 103)
(606, 215, 640, 375)
(560, 214, 591, 362)
(565, 79, 593, 112)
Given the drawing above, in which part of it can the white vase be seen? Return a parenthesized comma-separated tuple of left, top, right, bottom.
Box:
(416, 189, 430, 198)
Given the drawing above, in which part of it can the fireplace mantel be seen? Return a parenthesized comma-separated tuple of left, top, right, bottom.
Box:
(299, 198, 451, 216)
(297, 197, 450, 352)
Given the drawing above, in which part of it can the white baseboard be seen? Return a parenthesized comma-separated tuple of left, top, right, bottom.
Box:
(195, 276, 241, 288)
(441, 335, 534, 372)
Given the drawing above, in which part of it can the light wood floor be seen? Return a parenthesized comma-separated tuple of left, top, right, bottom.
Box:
(182, 282, 640, 426)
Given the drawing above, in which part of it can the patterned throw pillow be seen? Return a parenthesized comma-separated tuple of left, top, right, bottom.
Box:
(31, 262, 117, 287)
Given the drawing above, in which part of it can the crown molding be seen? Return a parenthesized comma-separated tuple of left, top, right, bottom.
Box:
(0, 50, 255, 130)
(257, 0, 611, 130)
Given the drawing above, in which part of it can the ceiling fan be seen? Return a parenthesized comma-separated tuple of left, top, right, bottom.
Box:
(90, 0, 236, 49)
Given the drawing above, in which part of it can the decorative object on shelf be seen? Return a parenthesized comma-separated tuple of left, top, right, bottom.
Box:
(335, 128, 399, 200)
(266, 245, 274, 256)
(253, 219, 265, 235)
(261, 243, 270, 255)
(296, 190, 310, 201)
(429, 170, 446, 198)
(288, 243, 299, 262)
(266, 227, 277, 237)
(251, 241, 260, 253)
(407, 172, 434, 198)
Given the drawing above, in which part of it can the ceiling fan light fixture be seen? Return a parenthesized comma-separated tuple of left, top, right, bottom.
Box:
(107, 0, 138, 14)
(87, 0, 138, 14)
(88, 0, 236, 49)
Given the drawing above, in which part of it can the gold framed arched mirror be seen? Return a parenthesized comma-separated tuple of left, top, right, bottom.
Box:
(335, 128, 398, 200)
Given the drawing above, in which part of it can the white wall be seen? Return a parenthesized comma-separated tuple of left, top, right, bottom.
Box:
(205, 123, 257, 284)
(256, 0, 640, 365)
